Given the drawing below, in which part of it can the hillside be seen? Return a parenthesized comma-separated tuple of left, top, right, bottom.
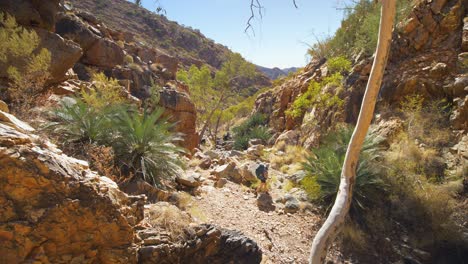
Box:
(69, 0, 229, 69)
(67, 0, 270, 90)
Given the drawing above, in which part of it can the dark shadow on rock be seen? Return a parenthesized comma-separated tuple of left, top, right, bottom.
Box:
(257, 193, 275, 212)
(139, 224, 263, 264)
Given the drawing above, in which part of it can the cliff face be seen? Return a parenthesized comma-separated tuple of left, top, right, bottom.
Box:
(254, 0, 467, 146)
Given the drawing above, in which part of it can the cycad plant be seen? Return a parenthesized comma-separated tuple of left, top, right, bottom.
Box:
(110, 108, 186, 186)
(48, 98, 110, 144)
(302, 126, 386, 219)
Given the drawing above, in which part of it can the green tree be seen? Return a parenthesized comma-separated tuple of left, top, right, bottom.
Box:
(177, 53, 257, 143)
(198, 53, 256, 141)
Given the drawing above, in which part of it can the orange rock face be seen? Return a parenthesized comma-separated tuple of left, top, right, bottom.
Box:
(159, 85, 200, 152)
(0, 122, 145, 263)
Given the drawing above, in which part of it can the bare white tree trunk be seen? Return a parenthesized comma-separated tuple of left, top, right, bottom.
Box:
(308, 1, 397, 263)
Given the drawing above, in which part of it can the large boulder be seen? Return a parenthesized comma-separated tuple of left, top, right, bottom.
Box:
(35, 28, 83, 84)
(82, 38, 124, 68)
(274, 130, 300, 146)
(212, 162, 243, 183)
(139, 224, 262, 264)
(55, 13, 100, 52)
(154, 54, 179, 80)
(176, 173, 202, 188)
(240, 161, 260, 183)
(0, 119, 145, 263)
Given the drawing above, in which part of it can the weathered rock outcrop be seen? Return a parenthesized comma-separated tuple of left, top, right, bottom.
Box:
(254, 0, 467, 146)
(0, 119, 145, 263)
(159, 86, 199, 152)
(82, 38, 125, 68)
(139, 224, 262, 264)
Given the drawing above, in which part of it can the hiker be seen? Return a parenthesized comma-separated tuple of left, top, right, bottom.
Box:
(223, 132, 231, 141)
(255, 163, 269, 194)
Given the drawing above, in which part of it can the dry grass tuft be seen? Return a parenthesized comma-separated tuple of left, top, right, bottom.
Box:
(146, 202, 192, 242)
(270, 145, 309, 174)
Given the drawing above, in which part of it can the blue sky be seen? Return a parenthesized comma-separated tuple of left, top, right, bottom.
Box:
(137, 0, 347, 68)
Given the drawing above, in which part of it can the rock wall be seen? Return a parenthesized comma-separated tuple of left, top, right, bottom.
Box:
(55, 7, 201, 152)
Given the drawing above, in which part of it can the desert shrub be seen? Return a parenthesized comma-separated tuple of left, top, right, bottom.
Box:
(49, 97, 185, 187)
(124, 54, 134, 64)
(367, 136, 466, 260)
(283, 180, 295, 192)
(299, 176, 321, 200)
(327, 56, 352, 74)
(399, 95, 452, 148)
(0, 12, 51, 111)
(143, 79, 162, 110)
(285, 56, 348, 119)
(339, 128, 464, 261)
(270, 145, 309, 174)
(232, 113, 270, 150)
(286, 78, 344, 119)
(301, 126, 386, 219)
(110, 107, 186, 187)
(307, 34, 334, 60)
(82, 73, 126, 109)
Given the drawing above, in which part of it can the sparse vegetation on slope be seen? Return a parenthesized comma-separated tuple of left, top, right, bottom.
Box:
(0, 12, 51, 111)
(307, 0, 414, 60)
(285, 56, 349, 119)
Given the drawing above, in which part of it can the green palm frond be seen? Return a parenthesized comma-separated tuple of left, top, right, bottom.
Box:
(47, 98, 110, 144)
(110, 107, 186, 187)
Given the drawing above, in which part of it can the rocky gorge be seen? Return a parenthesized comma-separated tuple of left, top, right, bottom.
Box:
(0, 0, 467, 263)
